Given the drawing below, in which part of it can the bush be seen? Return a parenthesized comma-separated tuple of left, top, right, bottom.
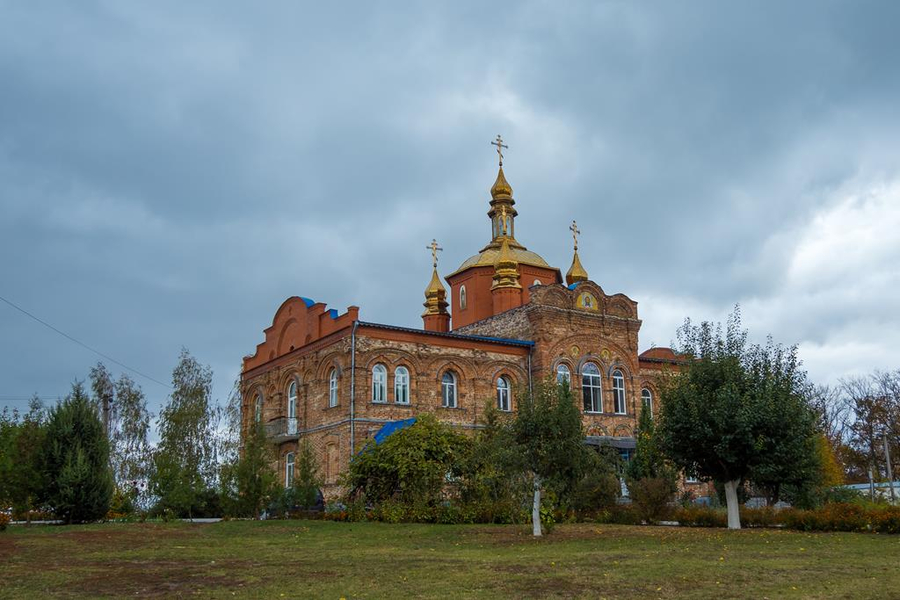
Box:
(0, 512, 9, 531)
(823, 486, 864, 505)
(870, 506, 900, 534)
(739, 506, 779, 528)
(571, 470, 619, 516)
(673, 506, 728, 528)
(593, 505, 643, 525)
(629, 477, 676, 524)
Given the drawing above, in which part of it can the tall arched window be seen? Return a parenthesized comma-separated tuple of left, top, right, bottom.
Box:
(441, 371, 457, 408)
(459, 286, 467, 310)
(556, 364, 571, 387)
(328, 369, 338, 408)
(497, 376, 511, 412)
(254, 393, 263, 422)
(372, 364, 387, 403)
(287, 380, 298, 435)
(641, 388, 653, 418)
(285, 452, 295, 488)
(582, 363, 602, 413)
(612, 370, 626, 414)
(394, 366, 410, 404)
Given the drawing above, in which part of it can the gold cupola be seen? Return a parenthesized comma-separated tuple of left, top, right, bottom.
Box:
(491, 208, 522, 290)
(565, 219, 589, 285)
(422, 239, 450, 332)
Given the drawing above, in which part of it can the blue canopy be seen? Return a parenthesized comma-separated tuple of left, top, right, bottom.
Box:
(372, 418, 417, 445)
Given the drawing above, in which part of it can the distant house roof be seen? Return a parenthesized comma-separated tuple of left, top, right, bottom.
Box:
(638, 347, 686, 364)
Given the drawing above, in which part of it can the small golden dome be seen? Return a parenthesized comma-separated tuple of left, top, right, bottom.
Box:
(422, 267, 449, 316)
(566, 250, 589, 285)
(490, 166, 513, 199)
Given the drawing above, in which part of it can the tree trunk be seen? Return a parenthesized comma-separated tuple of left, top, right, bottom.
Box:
(724, 479, 741, 530)
(532, 475, 542, 537)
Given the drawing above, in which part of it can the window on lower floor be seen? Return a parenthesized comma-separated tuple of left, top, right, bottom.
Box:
(372, 364, 387, 403)
(285, 452, 295, 488)
(394, 366, 410, 404)
(497, 376, 511, 412)
(612, 369, 626, 414)
(442, 371, 458, 408)
(641, 388, 653, 418)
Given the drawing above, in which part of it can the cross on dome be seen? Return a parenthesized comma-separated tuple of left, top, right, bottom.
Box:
(491, 134, 508, 166)
(427, 239, 443, 268)
(569, 220, 581, 252)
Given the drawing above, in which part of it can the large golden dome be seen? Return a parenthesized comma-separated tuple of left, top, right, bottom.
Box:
(449, 246, 551, 277)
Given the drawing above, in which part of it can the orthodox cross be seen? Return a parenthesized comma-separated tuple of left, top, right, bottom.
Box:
(570, 220, 580, 251)
(491, 134, 508, 166)
(427, 238, 443, 268)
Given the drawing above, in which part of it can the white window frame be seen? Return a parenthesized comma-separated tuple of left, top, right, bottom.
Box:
(441, 371, 457, 408)
(612, 369, 627, 415)
(497, 376, 511, 412)
(328, 369, 338, 408)
(582, 363, 602, 413)
(641, 388, 653, 418)
(556, 364, 571, 386)
(394, 366, 410, 404)
(372, 364, 387, 403)
(287, 381, 297, 420)
(285, 452, 295, 488)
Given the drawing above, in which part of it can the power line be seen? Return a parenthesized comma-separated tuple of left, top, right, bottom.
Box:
(0, 293, 172, 389)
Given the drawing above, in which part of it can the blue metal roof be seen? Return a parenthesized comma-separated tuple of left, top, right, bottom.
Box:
(298, 296, 315, 307)
(372, 418, 417, 445)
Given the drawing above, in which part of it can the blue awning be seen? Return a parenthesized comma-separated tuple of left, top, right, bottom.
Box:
(372, 418, 417, 445)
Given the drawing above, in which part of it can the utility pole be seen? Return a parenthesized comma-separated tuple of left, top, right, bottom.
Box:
(885, 434, 896, 504)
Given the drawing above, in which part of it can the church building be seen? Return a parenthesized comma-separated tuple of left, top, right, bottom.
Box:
(240, 138, 683, 497)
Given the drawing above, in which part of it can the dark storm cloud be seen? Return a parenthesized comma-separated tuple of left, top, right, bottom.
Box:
(2, 1, 899, 413)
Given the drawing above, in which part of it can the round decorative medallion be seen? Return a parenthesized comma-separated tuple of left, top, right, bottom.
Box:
(601, 349, 611, 360)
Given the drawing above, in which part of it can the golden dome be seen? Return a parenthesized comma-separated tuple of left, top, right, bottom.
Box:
(450, 247, 551, 277)
(566, 250, 589, 285)
(491, 166, 513, 198)
(422, 267, 449, 316)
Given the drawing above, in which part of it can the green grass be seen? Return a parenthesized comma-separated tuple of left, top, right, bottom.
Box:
(2, 520, 899, 599)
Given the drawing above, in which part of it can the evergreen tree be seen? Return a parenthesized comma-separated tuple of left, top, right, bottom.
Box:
(292, 437, 322, 509)
(0, 397, 47, 522)
(41, 383, 113, 524)
(221, 420, 278, 518)
(150, 349, 217, 518)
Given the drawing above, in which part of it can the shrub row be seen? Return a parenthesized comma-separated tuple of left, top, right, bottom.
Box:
(670, 503, 900, 534)
(323, 499, 529, 525)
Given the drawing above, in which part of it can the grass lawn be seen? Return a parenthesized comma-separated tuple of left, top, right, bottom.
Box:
(1, 520, 898, 599)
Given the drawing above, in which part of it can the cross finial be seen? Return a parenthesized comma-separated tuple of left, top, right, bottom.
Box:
(491, 134, 508, 166)
(569, 220, 580, 251)
(427, 238, 443, 268)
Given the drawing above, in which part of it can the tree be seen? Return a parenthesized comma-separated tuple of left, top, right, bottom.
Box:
(221, 420, 278, 518)
(626, 407, 677, 523)
(511, 380, 590, 537)
(0, 397, 47, 522)
(41, 382, 114, 523)
(292, 437, 323, 509)
(150, 349, 218, 518)
(658, 308, 815, 529)
(110, 374, 152, 509)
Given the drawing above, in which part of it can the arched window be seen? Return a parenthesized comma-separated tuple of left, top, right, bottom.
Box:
(581, 363, 602, 413)
(254, 393, 263, 422)
(372, 364, 387, 403)
(612, 370, 626, 414)
(459, 285, 467, 310)
(441, 371, 457, 408)
(285, 452, 295, 488)
(497, 376, 511, 412)
(328, 369, 338, 408)
(533, 279, 542, 287)
(641, 388, 653, 418)
(394, 366, 410, 404)
(556, 364, 571, 387)
(287, 381, 297, 420)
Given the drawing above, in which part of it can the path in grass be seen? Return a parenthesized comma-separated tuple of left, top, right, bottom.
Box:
(2, 520, 898, 599)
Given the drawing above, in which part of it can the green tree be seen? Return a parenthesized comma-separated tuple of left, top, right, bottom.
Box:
(347, 415, 471, 506)
(626, 407, 677, 523)
(150, 349, 218, 518)
(0, 397, 47, 522)
(292, 437, 322, 509)
(511, 380, 591, 536)
(41, 383, 114, 523)
(221, 420, 278, 518)
(110, 374, 152, 509)
(658, 308, 816, 529)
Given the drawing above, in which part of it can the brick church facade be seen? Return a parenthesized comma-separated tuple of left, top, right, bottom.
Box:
(241, 147, 683, 498)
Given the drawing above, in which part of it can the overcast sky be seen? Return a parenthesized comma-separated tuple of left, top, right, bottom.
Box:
(2, 1, 899, 416)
